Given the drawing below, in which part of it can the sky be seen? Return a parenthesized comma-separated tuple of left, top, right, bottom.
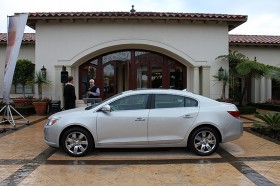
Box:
(1, 0, 280, 35)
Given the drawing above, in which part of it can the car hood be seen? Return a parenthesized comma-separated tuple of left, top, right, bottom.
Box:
(48, 107, 87, 118)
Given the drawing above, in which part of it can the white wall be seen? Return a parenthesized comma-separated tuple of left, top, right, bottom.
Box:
(34, 21, 230, 99)
(230, 46, 280, 67)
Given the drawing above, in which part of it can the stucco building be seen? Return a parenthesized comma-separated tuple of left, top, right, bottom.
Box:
(0, 10, 279, 106)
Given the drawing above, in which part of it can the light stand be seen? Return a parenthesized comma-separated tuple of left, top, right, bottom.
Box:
(0, 102, 30, 129)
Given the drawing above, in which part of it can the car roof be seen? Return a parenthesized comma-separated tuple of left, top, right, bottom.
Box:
(122, 89, 195, 97)
(121, 89, 219, 104)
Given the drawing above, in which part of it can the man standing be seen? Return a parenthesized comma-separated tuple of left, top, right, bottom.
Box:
(63, 76, 76, 110)
(88, 79, 100, 98)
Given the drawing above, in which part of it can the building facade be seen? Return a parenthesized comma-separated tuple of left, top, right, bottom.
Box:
(0, 11, 279, 106)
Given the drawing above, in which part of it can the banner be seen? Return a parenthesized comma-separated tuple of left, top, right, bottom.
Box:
(3, 13, 28, 103)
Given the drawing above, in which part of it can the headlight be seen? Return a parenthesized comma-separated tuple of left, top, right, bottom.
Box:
(46, 117, 61, 126)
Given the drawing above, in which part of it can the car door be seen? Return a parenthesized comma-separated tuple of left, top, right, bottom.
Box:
(96, 94, 150, 146)
(148, 94, 199, 144)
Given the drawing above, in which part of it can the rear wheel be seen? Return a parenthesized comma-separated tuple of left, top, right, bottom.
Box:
(61, 127, 93, 157)
(188, 127, 219, 156)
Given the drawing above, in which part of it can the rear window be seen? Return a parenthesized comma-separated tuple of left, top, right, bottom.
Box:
(155, 94, 198, 108)
(185, 97, 198, 107)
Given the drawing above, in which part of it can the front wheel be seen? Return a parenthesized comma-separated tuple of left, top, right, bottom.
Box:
(188, 127, 219, 156)
(61, 127, 94, 157)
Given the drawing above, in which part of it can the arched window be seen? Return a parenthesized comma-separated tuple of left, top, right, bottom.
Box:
(79, 50, 186, 99)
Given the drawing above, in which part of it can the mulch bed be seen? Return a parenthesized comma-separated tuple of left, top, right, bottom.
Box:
(251, 128, 280, 141)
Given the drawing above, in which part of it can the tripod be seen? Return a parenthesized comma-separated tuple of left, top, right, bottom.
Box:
(0, 103, 29, 129)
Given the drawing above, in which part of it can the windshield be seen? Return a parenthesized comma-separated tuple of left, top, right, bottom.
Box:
(85, 92, 123, 110)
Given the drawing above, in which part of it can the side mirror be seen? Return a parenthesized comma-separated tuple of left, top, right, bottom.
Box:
(101, 105, 111, 112)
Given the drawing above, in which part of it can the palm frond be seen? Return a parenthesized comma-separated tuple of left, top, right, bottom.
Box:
(236, 60, 269, 77)
(267, 69, 280, 83)
(255, 113, 280, 128)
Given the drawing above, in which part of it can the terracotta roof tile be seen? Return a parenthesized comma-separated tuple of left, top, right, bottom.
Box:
(0, 33, 35, 42)
(26, 11, 247, 20)
(229, 34, 280, 46)
(26, 11, 247, 31)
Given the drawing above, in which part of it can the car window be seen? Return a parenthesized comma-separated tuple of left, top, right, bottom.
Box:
(185, 97, 198, 107)
(109, 94, 149, 111)
(155, 94, 184, 108)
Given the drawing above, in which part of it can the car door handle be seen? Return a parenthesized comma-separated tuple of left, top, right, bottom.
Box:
(135, 118, 145, 121)
(183, 115, 193, 119)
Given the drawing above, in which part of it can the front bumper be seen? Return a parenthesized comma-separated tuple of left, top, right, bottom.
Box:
(44, 126, 60, 148)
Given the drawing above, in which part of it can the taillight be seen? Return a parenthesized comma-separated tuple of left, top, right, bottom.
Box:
(227, 111, 240, 118)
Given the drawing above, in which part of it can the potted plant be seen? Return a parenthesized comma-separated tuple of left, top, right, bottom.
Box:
(13, 95, 34, 108)
(31, 71, 52, 115)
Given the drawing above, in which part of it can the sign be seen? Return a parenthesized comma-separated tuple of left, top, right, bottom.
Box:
(3, 13, 28, 103)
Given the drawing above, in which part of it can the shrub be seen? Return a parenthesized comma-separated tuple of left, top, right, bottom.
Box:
(0, 105, 35, 115)
(13, 96, 34, 107)
(13, 59, 35, 96)
(237, 106, 256, 114)
(255, 103, 280, 112)
(32, 97, 51, 102)
(254, 113, 280, 128)
(264, 99, 280, 105)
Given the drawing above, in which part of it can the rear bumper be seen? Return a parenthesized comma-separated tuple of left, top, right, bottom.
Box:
(222, 120, 243, 143)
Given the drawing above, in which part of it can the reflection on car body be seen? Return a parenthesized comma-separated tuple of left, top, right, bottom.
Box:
(44, 89, 243, 157)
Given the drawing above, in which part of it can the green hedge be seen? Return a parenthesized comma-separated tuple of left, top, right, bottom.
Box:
(237, 106, 257, 114)
(255, 104, 280, 112)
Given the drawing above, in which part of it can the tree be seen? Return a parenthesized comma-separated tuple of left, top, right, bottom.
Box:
(12, 59, 35, 96)
(216, 50, 270, 106)
(216, 50, 248, 67)
(235, 60, 269, 106)
(216, 50, 248, 103)
(267, 69, 280, 83)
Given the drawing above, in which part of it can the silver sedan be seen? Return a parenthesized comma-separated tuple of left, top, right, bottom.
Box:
(44, 89, 243, 157)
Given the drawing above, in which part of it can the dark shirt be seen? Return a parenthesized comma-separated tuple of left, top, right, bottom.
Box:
(63, 83, 76, 110)
(88, 85, 100, 98)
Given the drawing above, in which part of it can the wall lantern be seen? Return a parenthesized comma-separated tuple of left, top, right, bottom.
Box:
(61, 65, 69, 83)
(41, 65, 47, 80)
(218, 67, 224, 81)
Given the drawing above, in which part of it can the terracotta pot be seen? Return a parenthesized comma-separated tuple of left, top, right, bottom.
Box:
(33, 102, 48, 115)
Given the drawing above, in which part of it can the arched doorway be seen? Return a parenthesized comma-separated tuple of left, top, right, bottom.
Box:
(79, 50, 186, 99)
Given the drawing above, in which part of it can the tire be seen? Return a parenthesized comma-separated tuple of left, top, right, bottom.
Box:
(61, 127, 94, 157)
(188, 127, 219, 156)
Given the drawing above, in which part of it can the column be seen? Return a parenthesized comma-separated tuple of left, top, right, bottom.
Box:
(251, 78, 257, 103)
(259, 77, 266, 102)
(193, 67, 199, 94)
(266, 78, 272, 101)
(201, 66, 210, 98)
